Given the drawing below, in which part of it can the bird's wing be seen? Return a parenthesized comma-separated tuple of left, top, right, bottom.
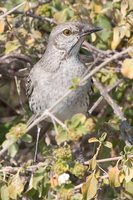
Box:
(25, 73, 34, 99)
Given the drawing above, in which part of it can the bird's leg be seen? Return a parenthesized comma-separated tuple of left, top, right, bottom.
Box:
(34, 125, 41, 162)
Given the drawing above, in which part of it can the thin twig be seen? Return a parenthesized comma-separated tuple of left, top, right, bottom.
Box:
(82, 41, 115, 59)
(0, 1, 26, 20)
(0, 141, 15, 157)
(97, 155, 133, 163)
(89, 79, 123, 114)
(0, 53, 33, 65)
(1, 155, 133, 174)
(46, 110, 68, 130)
(81, 47, 132, 84)
(13, 11, 56, 24)
(92, 77, 126, 121)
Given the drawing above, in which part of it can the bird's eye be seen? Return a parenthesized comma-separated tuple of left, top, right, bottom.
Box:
(63, 29, 72, 36)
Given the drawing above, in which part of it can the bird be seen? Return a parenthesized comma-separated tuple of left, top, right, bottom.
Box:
(26, 21, 102, 161)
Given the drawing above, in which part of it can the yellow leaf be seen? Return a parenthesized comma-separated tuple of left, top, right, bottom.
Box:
(124, 181, 133, 195)
(123, 166, 133, 183)
(108, 166, 121, 187)
(0, 7, 7, 13)
(121, 58, 133, 79)
(85, 118, 95, 132)
(8, 174, 24, 199)
(88, 137, 99, 143)
(111, 26, 127, 50)
(53, 9, 67, 23)
(0, 19, 5, 33)
(94, 3, 102, 13)
(121, 0, 128, 17)
(82, 172, 98, 200)
(88, 155, 97, 170)
(5, 40, 20, 54)
(26, 34, 35, 46)
(128, 37, 133, 57)
(32, 30, 42, 39)
(18, 28, 28, 37)
(91, 33, 96, 42)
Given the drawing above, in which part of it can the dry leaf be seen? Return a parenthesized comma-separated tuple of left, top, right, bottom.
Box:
(108, 166, 121, 187)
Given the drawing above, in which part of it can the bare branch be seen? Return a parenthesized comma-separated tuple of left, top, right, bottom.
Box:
(89, 79, 123, 114)
(0, 1, 26, 20)
(0, 53, 33, 65)
(12, 11, 56, 24)
(92, 77, 125, 121)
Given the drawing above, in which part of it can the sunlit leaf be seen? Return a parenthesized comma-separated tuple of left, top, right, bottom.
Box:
(121, 58, 133, 79)
(0, 184, 9, 200)
(5, 40, 20, 54)
(96, 15, 112, 42)
(88, 137, 99, 143)
(82, 172, 98, 200)
(8, 174, 24, 199)
(0, 19, 5, 33)
(88, 155, 97, 170)
(21, 134, 32, 143)
(8, 143, 18, 158)
(28, 167, 45, 190)
(108, 166, 120, 187)
(104, 141, 112, 149)
(124, 181, 133, 195)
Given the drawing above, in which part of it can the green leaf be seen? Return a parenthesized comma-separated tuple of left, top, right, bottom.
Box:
(71, 193, 83, 200)
(89, 156, 97, 170)
(71, 114, 86, 128)
(8, 143, 18, 158)
(104, 141, 112, 149)
(96, 15, 112, 42)
(124, 181, 133, 195)
(56, 126, 68, 145)
(99, 132, 107, 142)
(5, 40, 20, 54)
(8, 174, 24, 199)
(28, 167, 45, 190)
(2, 139, 15, 149)
(21, 134, 32, 143)
(69, 77, 80, 90)
(53, 9, 68, 23)
(0, 184, 9, 200)
(82, 172, 98, 200)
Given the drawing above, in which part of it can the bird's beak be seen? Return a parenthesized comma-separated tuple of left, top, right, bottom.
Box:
(80, 26, 102, 37)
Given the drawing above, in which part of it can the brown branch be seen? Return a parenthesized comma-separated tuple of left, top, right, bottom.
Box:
(13, 11, 56, 25)
(0, 1, 26, 20)
(81, 47, 132, 83)
(97, 154, 133, 163)
(1, 154, 133, 175)
(0, 95, 21, 115)
(92, 77, 125, 121)
(0, 53, 33, 65)
(89, 79, 123, 114)
(82, 41, 115, 59)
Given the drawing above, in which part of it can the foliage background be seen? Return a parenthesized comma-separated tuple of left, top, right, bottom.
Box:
(0, 0, 133, 199)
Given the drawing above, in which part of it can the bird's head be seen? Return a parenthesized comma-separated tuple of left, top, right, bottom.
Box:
(48, 21, 102, 56)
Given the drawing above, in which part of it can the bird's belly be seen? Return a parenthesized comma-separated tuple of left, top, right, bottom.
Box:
(46, 84, 90, 122)
(29, 62, 91, 122)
